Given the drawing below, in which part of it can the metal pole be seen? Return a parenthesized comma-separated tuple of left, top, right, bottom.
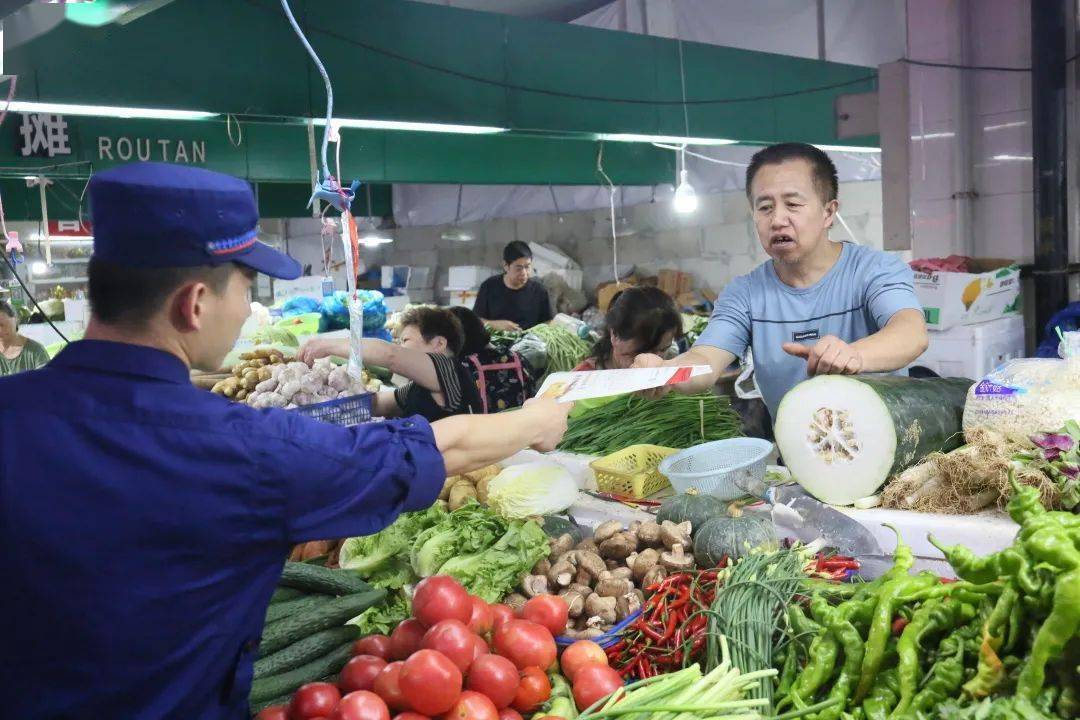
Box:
(1031, 0, 1070, 337)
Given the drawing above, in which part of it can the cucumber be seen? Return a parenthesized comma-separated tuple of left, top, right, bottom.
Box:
(270, 587, 304, 604)
(249, 642, 353, 705)
(775, 375, 971, 505)
(279, 561, 371, 596)
(259, 590, 384, 657)
(254, 626, 358, 679)
(264, 595, 326, 625)
(249, 693, 291, 716)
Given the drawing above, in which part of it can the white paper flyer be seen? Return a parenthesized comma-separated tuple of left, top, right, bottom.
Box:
(537, 366, 712, 403)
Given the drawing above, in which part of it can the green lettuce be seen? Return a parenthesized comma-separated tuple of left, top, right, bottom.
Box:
(339, 504, 446, 576)
(409, 502, 507, 577)
(437, 518, 550, 603)
(347, 590, 410, 636)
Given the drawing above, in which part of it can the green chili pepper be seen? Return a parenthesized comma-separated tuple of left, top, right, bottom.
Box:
(815, 602, 866, 720)
(776, 644, 798, 699)
(909, 634, 967, 716)
(890, 598, 944, 717)
(1015, 568, 1080, 700)
(789, 631, 839, 707)
(861, 667, 899, 720)
(854, 555, 937, 703)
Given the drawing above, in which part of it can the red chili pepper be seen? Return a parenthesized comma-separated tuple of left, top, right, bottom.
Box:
(892, 616, 910, 635)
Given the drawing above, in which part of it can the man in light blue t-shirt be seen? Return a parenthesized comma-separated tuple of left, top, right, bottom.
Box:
(635, 143, 929, 422)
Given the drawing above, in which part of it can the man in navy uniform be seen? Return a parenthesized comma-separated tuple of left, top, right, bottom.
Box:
(0, 162, 570, 718)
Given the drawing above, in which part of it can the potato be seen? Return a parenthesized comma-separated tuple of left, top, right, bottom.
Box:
(448, 481, 478, 510)
(475, 475, 492, 504)
(467, 464, 501, 484)
(439, 475, 461, 502)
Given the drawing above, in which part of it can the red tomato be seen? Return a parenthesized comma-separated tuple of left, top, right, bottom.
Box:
(511, 666, 551, 713)
(572, 664, 623, 712)
(467, 596, 494, 636)
(391, 714, 430, 720)
(522, 595, 570, 638)
(497, 710, 524, 720)
(389, 619, 427, 661)
(559, 640, 608, 683)
(421, 620, 477, 673)
(339, 655, 388, 693)
(490, 605, 516, 633)
(445, 690, 499, 720)
(398, 649, 463, 716)
(466, 654, 520, 709)
(289, 682, 342, 719)
(330, 691, 391, 720)
(493, 620, 557, 671)
(353, 634, 393, 659)
(412, 576, 472, 628)
(254, 706, 288, 720)
(373, 662, 410, 713)
(470, 633, 489, 666)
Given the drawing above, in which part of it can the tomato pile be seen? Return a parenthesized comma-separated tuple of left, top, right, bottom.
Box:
(256, 576, 616, 720)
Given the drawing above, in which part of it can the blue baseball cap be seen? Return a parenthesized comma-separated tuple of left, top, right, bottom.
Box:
(89, 162, 301, 280)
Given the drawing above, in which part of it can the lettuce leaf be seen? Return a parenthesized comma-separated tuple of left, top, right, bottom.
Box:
(339, 504, 446, 576)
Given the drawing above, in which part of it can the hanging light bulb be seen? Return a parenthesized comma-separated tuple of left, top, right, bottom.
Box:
(31, 261, 49, 275)
(673, 169, 698, 214)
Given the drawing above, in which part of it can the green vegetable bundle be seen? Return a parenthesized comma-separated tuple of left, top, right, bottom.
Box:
(525, 323, 592, 376)
(558, 392, 743, 455)
(338, 501, 549, 603)
(775, 478, 1080, 720)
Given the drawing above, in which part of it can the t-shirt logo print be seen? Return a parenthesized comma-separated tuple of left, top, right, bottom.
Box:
(792, 329, 820, 342)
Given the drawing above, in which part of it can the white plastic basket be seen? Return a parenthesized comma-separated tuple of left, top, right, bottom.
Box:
(658, 438, 774, 500)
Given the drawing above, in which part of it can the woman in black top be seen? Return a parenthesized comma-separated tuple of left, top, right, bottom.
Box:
(298, 306, 482, 422)
(473, 241, 553, 332)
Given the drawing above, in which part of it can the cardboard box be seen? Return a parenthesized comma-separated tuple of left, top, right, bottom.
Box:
(658, 269, 692, 297)
(912, 258, 1022, 330)
(597, 282, 635, 312)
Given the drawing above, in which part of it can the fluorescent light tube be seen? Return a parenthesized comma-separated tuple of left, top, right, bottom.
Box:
(8, 101, 216, 120)
(600, 133, 738, 146)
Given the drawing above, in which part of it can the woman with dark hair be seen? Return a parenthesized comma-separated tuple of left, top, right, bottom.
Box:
(299, 306, 483, 422)
(449, 305, 536, 412)
(0, 300, 50, 376)
(576, 287, 683, 371)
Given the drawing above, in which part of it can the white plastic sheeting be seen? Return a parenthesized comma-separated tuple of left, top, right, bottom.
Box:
(391, 0, 898, 227)
(393, 145, 881, 227)
(573, 0, 906, 69)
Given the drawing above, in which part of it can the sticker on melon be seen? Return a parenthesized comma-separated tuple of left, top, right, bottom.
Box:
(774, 375, 972, 505)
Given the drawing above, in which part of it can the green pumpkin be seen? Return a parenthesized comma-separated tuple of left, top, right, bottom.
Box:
(656, 489, 729, 532)
(693, 513, 778, 567)
(540, 515, 586, 544)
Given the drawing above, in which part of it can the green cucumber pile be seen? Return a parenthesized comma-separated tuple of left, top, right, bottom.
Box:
(558, 392, 743, 456)
(249, 562, 384, 714)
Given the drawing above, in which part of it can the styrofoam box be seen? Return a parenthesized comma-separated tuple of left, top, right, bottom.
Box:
(448, 266, 494, 289)
(445, 287, 479, 310)
(530, 242, 577, 269)
(381, 265, 433, 290)
(909, 314, 1025, 380)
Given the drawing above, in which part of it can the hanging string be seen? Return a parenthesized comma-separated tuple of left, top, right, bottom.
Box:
(595, 142, 619, 285)
(279, 0, 333, 181)
(225, 113, 244, 147)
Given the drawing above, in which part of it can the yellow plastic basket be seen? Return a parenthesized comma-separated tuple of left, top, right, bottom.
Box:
(590, 444, 678, 499)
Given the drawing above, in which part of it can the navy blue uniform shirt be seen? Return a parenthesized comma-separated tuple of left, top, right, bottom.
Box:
(0, 340, 445, 719)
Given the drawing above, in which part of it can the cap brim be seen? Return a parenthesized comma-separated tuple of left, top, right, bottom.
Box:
(234, 240, 302, 280)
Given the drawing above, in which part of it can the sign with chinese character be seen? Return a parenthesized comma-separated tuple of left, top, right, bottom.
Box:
(18, 113, 72, 158)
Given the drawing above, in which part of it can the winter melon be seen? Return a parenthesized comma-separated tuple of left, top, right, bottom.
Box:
(774, 375, 970, 506)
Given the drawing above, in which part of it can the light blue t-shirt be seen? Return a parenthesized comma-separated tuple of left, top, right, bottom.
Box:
(695, 242, 922, 420)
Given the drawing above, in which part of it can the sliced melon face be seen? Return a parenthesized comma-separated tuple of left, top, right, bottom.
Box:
(774, 376, 898, 505)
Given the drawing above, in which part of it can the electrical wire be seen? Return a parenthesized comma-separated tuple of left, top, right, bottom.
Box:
(595, 143, 619, 285)
(677, 39, 690, 136)
(899, 57, 1031, 73)
(0, 243, 70, 343)
(279, 0, 333, 180)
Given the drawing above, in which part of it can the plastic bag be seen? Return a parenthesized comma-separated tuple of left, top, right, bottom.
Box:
(511, 334, 549, 372)
(963, 358, 1080, 442)
(281, 296, 321, 318)
(347, 294, 364, 381)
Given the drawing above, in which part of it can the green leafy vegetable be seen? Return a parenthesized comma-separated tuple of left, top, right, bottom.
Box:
(410, 502, 507, 577)
(437, 517, 553, 602)
(347, 590, 411, 636)
(338, 504, 446, 576)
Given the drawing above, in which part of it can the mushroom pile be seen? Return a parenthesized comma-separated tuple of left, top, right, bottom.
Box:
(505, 518, 696, 639)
